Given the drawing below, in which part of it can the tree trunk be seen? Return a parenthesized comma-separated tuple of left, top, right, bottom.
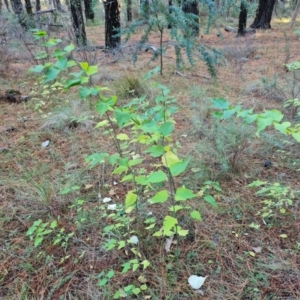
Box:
(24, 0, 32, 14)
(127, 0, 132, 22)
(5, 0, 11, 11)
(10, 0, 27, 27)
(140, 0, 149, 20)
(237, 0, 247, 36)
(182, 0, 199, 36)
(36, 0, 40, 11)
(167, 0, 172, 29)
(290, 0, 300, 29)
(104, 0, 121, 49)
(55, 0, 64, 12)
(70, 0, 87, 46)
(83, 0, 94, 20)
(250, 0, 276, 29)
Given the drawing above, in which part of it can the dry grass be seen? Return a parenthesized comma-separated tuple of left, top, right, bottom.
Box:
(0, 10, 300, 299)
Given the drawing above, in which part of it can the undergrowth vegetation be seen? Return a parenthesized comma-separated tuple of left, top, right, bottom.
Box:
(1, 14, 300, 300)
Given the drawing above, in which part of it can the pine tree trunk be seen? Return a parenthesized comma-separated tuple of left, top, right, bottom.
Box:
(168, 0, 172, 29)
(70, 0, 87, 46)
(237, 0, 247, 36)
(83, 0, 94, 20)
(104, 0, 121, 49)
(290, 0, 300, 29)
(250, 0, 276, 29)
(10, 0, 26, 27)
(55, 0, 64, 12)
(24, 0, 32, 15)
(127, 0, 132, 22)
(182, 0, 199, 36)
(4, 0, 10, 11)
(36, 0, 40, 11)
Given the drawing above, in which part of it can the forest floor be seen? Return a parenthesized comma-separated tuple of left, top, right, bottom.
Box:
(1, 11, 300, 300)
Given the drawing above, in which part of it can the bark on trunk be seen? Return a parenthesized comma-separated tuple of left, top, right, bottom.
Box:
(83, 0, 94, 20)
(55, 0, 64, 12)
(24, 0, 32, 14)
(36, 0, 40, 11)
(70, 0, 87, 46)
(127, 0, 132, 22)
(10, 0, 27, 27)
(168, 0, 172, 29)
(250, 0, 276, 29)
(290, 0, 300, 29)
(237, 0, 247, 36)
(182, 0, 199, 36)
(104, 0, 121, 49)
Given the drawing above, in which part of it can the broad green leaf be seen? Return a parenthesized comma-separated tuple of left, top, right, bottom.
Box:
(44, 66, 60, 83)
(168, 205, 184, 212)
(147, 170, 167, 183)
(132, 263, 139, 272)
(145, 145, 164, 157)
(66, 60, 77, 68)
(274, 121, 291, 135)
(163, 215, 177, 232)
(121, 174, 134, 182)
(108, 153, 120, 164)
(204, 195, 217, 207)
(43, 38, 61, 47)
(162, 151, 180, 167)
(64, 78, 81, 89)
(143, 66, 161, 80)
(175, 187, 197, 201)
(212, 98, 230, 109)
(86, 65, 98, 76)
(159, 121, 175, 136)
(114, 109, 131, 128)
(135, 175, 148, 185)
(169, 159, 189, 176)
(117, 133, 129, 140)
(79, 86, 93, 99)
(95, 120, 109, 128)
(99, 278, 108, 286)
(55, 55, 68, 70)
(150, 190, 168, 203)
(292, 132, 300, 142)
(131, 288, 140, 295)
(248, 180, 267, 187)
(177, 228, 189, 236)
(96, 101, 112, 116)
(51, 49, 66, 57)
(128, 158, 143, 167)
(29, 65, 45, 73)
(34, 237, 43, 247)
(64, 43, 75, 52)
(140, 284, 148, 290)
(112, 165, 128, 175)
(80, 62, 89, 71)
(106, 270, 115, 278)
(190, 210, 202, 221)
(50, 220, 57, 229)
(118, 241, 126, 249)
(125, 191, 137, 208)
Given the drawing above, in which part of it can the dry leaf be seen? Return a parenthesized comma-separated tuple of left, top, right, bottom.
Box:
(165, 235, 174, 253)
(251, 246, 262, 253)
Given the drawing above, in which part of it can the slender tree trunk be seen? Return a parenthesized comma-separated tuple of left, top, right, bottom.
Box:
(104, 0, 121, 49)
(24, 0, 32, 14)
(127, 0, 132, 22)
(55, 0, 64, 11)
(250, 0, 276, 29)
(5, 0, 10, 11)
(290, 0, 300, 29)
(36, 0, 40, 11)
(83, 0, 94, 20)
(10, 0, 27, 27)
(168, 0, 172, 29)
(70, 0, 87, 46)
(182, 0, 199, 36)
(237, 0, 247, 36)
(140, 0, 149, 20)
